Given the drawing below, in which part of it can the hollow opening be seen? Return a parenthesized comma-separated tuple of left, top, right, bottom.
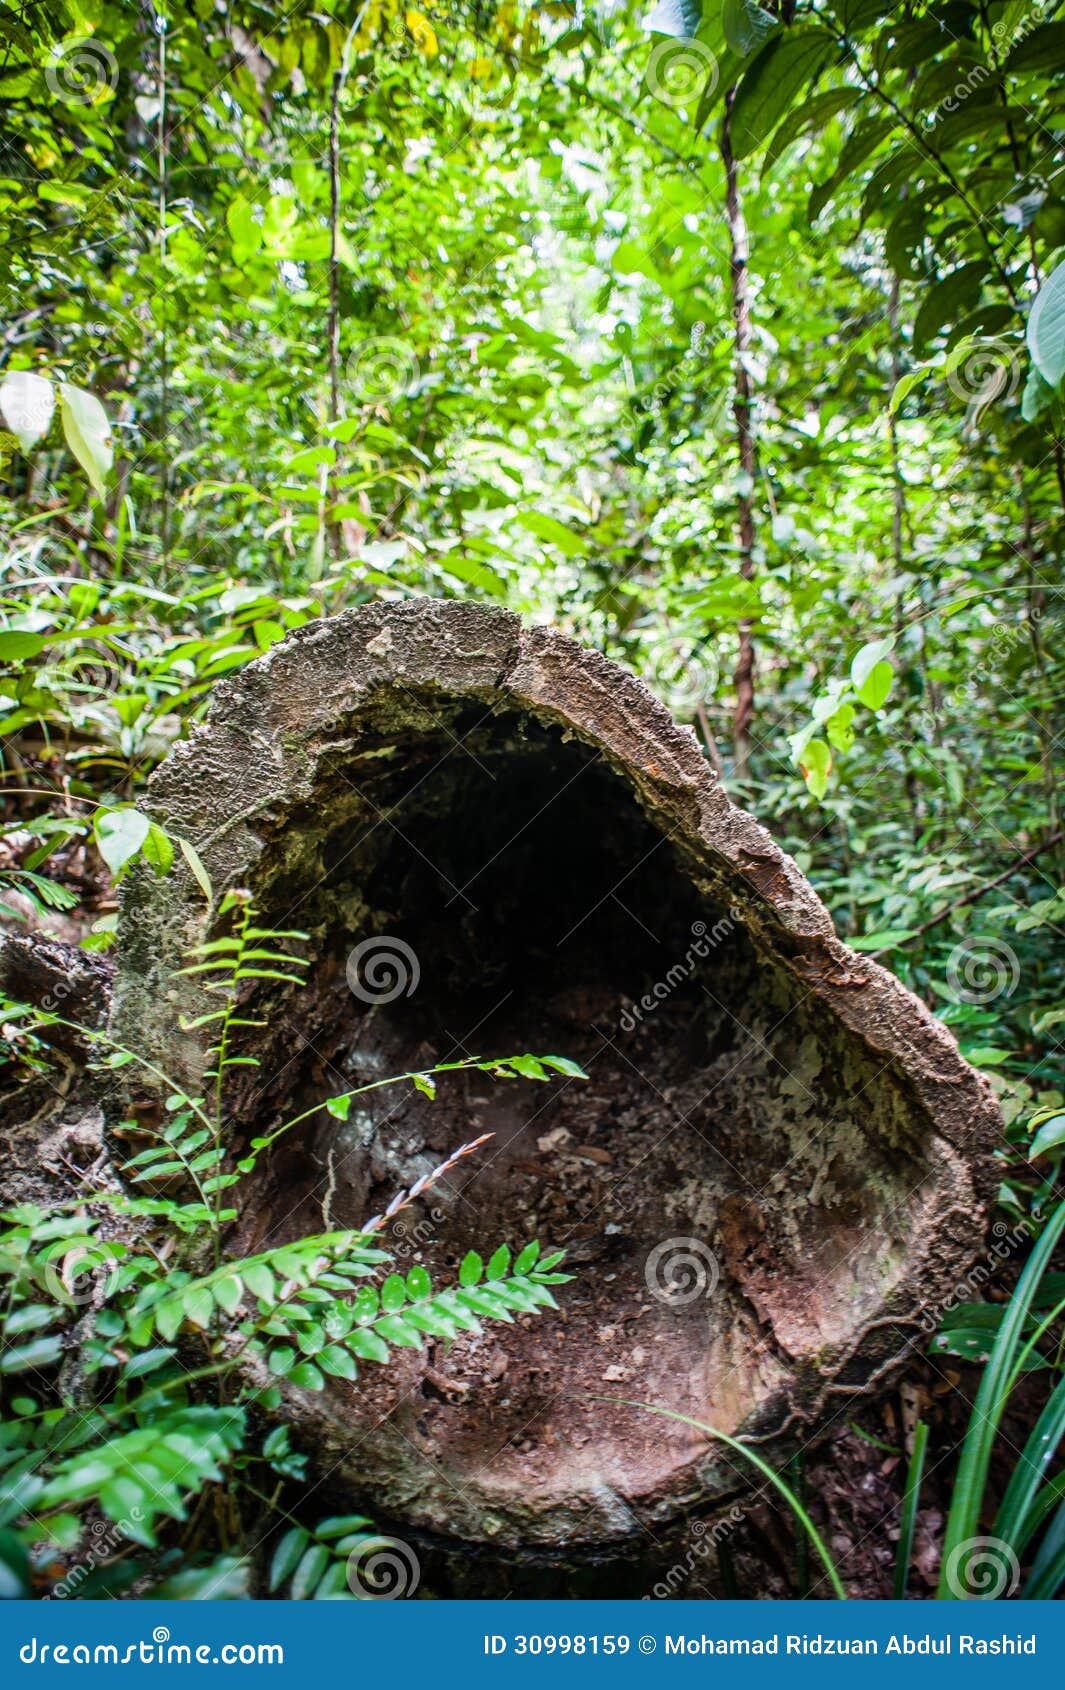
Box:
(227, 698, 929, 1547)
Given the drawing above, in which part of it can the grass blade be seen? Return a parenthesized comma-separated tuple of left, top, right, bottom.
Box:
(993, 1373, 1065, 1553)
(937, 1200, 1065, 1599)
(893, 1419, 928, 1600)
(1024, 1491, 1065, 1598)
(616, 1400, 847, 1599)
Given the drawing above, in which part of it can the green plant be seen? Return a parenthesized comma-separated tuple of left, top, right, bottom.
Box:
(621, 1400, 848, 1600)
(892, 1420, 929, 1601)
(935, 1198, 1065, 1599)
(0, 902, 582, 1597)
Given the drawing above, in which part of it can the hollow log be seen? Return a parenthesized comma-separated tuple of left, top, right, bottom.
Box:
(112, 599, 999, 1557)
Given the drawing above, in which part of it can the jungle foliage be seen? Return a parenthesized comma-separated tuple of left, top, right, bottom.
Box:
(1, 0, 1064, 1599)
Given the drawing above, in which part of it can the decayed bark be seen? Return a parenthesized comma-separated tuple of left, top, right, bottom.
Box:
(99, 599, 1000, 1559)
(720, 88, 758, 781)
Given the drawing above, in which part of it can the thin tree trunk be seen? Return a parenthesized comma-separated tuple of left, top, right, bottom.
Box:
(323, 64, 343, 563)
(720, 88, 757, 781)
(157, 17, 169, 569)
(887, 273, 925, 840)
(1019, 477, 1059, 853)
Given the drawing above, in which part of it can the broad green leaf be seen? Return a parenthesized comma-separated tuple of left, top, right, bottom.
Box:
(1004, 19, 1065, 74)
(241, 1261, 275, 1301)
(888, 368, 928, 415)
(515, 510, 588, 556)
(508, 1054, 549, 1080)
(540, 1055, 588, 1078)
(291, 1542, 330, 1599)
(120, 1347, 177, 1380)
(269, 1526, 310, 1592)
(729, 29, 836, 160)
(487, 1243, 511, 1280)
(95, 808, 151, 876)
(380, 1273, 408, 1313)
(348, 1329, 389, 1363)
(141, 823, 174, 877)
(372, 1314, 422, 1348)
(1030, 1113, 1065, 1162)
(0, 1335, 63, 1373)
(0, 630, 45, 662)
(317, 1344, 358, 1378)
(856, 659, 893, 712)
(58, 383, 113, 499)
(1028, 259, 1065, 391)
(825, 702, 856, 751)
(182, 1286, 214, 1329)
(287, 1361, 325, 1391)
(799, 737, 832, 800)
(315, 1514, 374, 1538)
(155, 1299, 185, 1343)
(722, 0, 776, 56)
(212, 1275, 244, 1314)
(850, 636, 895, 694)
(849, 929, 917, 952)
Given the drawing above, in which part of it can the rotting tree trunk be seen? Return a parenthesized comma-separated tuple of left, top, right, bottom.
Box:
(95, 600, 998, 1562)
(721, 89, 758, 782)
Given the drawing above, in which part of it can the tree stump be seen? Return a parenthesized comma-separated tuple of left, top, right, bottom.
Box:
(113, 599, 999, 1557)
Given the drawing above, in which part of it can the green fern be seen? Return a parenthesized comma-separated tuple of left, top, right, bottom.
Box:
(0, 900, 586, 1593)
(267, 1514, 377, 1600)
